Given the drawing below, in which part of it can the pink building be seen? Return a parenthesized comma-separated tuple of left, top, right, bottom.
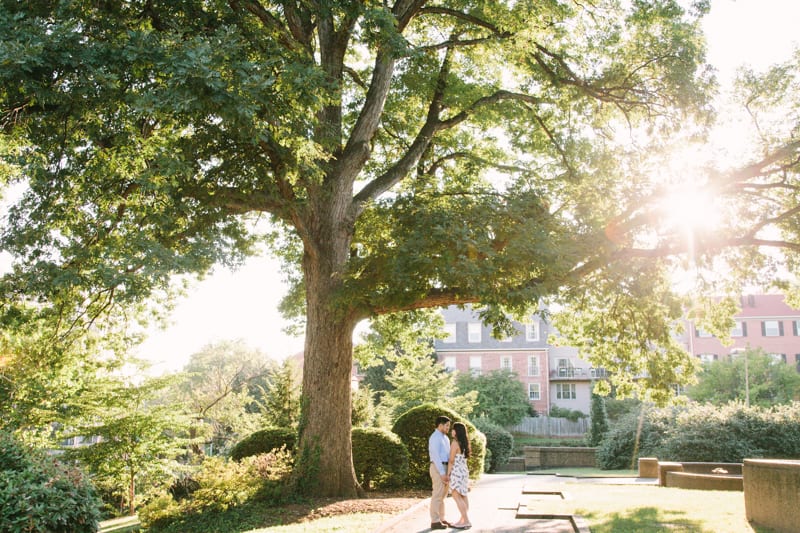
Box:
(686, 294, 800, 371)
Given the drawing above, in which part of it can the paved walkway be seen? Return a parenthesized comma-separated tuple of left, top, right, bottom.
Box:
(373, 473, 656, 533)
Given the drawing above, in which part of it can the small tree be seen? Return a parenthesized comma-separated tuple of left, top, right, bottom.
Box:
(379, 354, 477, 422)
(588, 390, 610, 446)
(351, 385, 376, 427)
(66, 374, 192, 516)
(256, 358, 302, 429)
(455, 369, 530, 427)
(687, 348, 800, 407)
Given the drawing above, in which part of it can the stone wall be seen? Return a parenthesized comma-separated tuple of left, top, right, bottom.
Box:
(523, 446, 596, 469)
(744, 459, 800, 533)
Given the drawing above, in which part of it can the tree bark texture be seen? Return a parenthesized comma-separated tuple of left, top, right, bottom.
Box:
(296, 201, 361, 496)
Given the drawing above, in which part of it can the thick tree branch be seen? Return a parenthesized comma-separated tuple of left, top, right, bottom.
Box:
(230, 0, 311, 54)
(417, 6, 508, 34)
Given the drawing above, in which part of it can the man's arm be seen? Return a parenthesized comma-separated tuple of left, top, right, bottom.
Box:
(428, 432, 447, 476)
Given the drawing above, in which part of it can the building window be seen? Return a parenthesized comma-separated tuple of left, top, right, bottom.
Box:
(793, 320, 800, 336)
(698, 353, 717, 364)
(696, 327, 712, 338)
(500, 356, 512, 371)
(469, 356, 482, 375)
(468, 323, 482, 343)
(528, 383, 540, 401)
(731, 321, 747, 337)
(442, 323, 457, 343)
(444, 356, 457, 372)
(795, 354, 800, 373)
(556, 383, 576, 400)
(527, 355, 540, 376)
(762, 320, 783, 337)
(526, 321, 540, 342)
(768, 353, 786, 364)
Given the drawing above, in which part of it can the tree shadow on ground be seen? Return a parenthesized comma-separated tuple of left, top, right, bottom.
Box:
(582, 506, 713, 533)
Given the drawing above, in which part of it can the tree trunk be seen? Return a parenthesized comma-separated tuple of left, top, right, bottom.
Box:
(128, 466, 135, 515)
(296, 203, 362, 497)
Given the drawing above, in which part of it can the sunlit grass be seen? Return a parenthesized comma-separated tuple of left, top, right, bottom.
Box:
(527, 482, 761, 533)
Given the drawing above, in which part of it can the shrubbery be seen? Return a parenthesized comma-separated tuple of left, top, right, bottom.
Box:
(473, 418, 513, 473)
(392, 403, 485, 488)
(548, 405, 587, 422)
(596, 402, 800, 469)
(141, 449, 293, 531)
(229, 427, 296, 461)
(351, 427, 409, 489)
(0, 430, 102, 533)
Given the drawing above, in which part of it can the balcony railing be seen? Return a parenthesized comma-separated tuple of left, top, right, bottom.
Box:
(550, 367, 608, 379)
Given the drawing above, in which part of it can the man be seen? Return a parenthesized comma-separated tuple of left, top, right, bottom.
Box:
(428, 415, 452, 529)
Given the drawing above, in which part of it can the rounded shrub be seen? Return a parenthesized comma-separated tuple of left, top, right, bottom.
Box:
(351, 427, 409, 489)
(595, 407, 672, 470)
(0, 430, 102, 533)
(229, 427, 296, 461)
(392, 403, 486, 488)
(473, 418, 513, 473)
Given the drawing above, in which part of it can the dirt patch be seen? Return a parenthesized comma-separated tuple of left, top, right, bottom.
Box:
(293, 489, 428, 523)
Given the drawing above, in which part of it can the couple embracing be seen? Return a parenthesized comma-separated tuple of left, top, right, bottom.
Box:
(428, 415, 472, 530)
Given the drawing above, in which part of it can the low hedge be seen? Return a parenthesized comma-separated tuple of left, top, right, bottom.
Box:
(229, 427, 296, 461)
(351, 427, 409, 489)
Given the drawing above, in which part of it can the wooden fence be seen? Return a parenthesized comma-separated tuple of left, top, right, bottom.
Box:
(508, 416, 588, 437)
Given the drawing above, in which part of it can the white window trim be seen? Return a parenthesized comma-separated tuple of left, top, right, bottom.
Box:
(526, 321, 540, 342)
(527, 355, 540, 376)
(468, 322, 482, 343)
(764, 320, 781, 337)
(528, 383, 540, 400)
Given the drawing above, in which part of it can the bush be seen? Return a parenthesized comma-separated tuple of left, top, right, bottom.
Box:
(0, 430, 102, 533)
(392, 403, 485, 488)
(473, 418, 513, 473)
(596, 402, 800, 469)
(351, 427, 409, 489)
(548, 405, 587, 422)
(229, 427, 296, 461)
(141, 449, 293, 530)
(595, 407, 673, 470)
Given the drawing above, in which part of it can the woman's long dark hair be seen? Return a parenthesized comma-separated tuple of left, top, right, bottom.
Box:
(453, 422, 471, 458)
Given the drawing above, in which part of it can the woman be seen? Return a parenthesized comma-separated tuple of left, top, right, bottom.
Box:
(446, 422, 472, 529)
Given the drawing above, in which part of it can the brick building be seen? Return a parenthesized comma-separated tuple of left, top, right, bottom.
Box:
(685, 294, 800, 371)
(433, 306, 601, 415)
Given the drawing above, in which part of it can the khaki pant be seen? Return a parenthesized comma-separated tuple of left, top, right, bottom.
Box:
(429, 462, 447, 522)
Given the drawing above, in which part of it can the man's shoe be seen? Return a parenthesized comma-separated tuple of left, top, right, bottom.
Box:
(441, 520, 451, 526)
(430, 522, 447, 530)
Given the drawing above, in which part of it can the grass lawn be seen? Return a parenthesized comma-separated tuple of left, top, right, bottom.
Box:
(528, 482, 765, 533)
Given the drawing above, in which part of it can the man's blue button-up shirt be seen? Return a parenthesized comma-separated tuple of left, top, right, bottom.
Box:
(428, 428, 450, 476)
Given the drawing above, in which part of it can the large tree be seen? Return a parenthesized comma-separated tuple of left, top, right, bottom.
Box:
(3, 1, 800, 497)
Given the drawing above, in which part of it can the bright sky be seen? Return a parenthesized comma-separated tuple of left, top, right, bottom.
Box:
(3, 0, 799, 374)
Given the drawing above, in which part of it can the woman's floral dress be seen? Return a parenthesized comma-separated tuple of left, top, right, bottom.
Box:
(449, 452, 469, 496)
